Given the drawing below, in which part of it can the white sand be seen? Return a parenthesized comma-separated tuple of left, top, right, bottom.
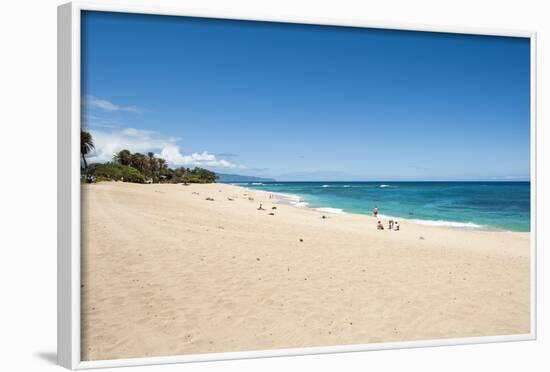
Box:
(81, 182, 530, 361)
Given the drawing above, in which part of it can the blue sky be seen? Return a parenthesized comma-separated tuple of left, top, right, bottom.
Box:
(81, 11, 531, 181)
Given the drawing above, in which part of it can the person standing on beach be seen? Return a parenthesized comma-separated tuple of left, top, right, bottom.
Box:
(389, 219, 394, 230)
(373, 207, 379, 217)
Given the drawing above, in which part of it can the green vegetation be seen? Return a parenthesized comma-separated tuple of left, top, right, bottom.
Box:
(88, 162, 146, 183)
(81, 131, 217, 184)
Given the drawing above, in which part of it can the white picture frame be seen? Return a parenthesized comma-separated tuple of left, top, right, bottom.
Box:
(57, 1, 537, 369)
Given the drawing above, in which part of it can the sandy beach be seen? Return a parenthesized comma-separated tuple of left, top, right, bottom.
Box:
(81, 181, 530, 361)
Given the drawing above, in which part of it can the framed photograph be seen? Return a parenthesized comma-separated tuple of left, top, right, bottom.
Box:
(58, 1, 537, 369)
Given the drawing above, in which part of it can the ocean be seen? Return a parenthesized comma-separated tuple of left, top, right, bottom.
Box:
(233, 181, 531, 232)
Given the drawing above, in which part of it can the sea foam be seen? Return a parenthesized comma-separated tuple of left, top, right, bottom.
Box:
(378, 214, 482, 229)
(410, 219, 482, 229)
(316, 207, 345, 214)
(275, 193, 308, 207)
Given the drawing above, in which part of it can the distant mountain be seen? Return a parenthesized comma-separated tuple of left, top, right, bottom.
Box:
(216, 173, 276, 183)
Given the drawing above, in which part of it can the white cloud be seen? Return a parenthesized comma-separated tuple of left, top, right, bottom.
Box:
(160, 145, 245, 169)
(84, 96, 140, 113)
(87, 127, 244, 170)
(82, 114, 123, 129)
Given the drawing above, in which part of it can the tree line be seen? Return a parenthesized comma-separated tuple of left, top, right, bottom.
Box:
(81, 130, 217, 184)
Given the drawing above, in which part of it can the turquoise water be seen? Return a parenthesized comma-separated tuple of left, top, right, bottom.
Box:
(234, 182, 530, 232)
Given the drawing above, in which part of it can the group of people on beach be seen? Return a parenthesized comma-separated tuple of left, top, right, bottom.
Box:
(256, 200, 399, 230)
(374, 207, 400, 231)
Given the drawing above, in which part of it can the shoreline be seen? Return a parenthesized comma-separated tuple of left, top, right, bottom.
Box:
(234, 184, 530, 234)
(81, 181, 530, 360)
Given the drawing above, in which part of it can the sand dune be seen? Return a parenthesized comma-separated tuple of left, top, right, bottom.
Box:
(81, 182, 530, 361)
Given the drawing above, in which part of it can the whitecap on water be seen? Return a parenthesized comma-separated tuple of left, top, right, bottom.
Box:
(316, 207, 345, 214)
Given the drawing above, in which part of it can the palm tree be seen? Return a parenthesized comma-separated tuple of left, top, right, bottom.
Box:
(114, 149, 132, 166)
(157, 158, 167, 183)
(81, 130, 94, 170)
(147, 152, 158, 182)
(130, 152, 147, 174)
